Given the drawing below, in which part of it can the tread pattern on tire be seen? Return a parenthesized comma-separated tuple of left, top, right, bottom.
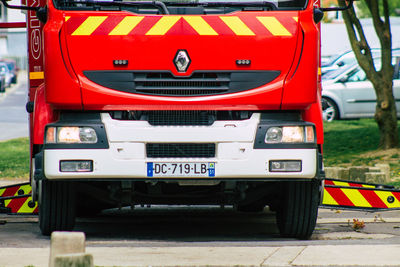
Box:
(276, 180, 320, 240)
(39, 180, 76, 236)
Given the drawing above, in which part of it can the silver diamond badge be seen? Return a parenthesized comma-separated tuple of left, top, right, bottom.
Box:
(174, 50, 191, 72)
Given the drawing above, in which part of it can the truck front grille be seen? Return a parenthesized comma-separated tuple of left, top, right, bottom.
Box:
(146, 110, 216, 126)
(146, 143, 216, 158)
(84, 70, 280, 96)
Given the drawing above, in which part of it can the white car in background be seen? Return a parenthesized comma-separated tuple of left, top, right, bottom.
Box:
(321, 48, 400, 77)
(0, 62, 12, 88)
(322, 57, 400, 121)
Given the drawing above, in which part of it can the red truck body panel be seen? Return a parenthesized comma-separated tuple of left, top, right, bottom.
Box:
(26, 0, 323, 145)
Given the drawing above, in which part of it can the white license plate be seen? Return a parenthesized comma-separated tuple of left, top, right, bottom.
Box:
(147, 162, 215, 177)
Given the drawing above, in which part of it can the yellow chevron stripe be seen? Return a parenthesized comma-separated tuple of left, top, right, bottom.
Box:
(17, 196, 37, 213)
(65, 16, 71, 22)
(257, 17, 291, 36)
(342, 188, 372, 208)
(362, 184, 376, 188)
(109, 16, 144, 35)
(146, 16, 181, 35)
(333, 181, 350, 187)
(293, 16, 298, 22)
(220, 16, 255, 36)
(375, 191, 400, 208)
(72, 16, 108, 36)
(183, 16, 218, 35)
(322, 189, 339, 206)
(0, 188, 5, 196)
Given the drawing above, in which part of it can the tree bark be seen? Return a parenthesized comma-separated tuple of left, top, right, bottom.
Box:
(340, 0, 398, 149)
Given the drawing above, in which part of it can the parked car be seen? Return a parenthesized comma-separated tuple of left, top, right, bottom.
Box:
(321, 48, 400, 77)
(322, 57, 400, 122)
(0, 59, 18, 84)
(0, 62, 12, 88)
(0, 71, 5, 93)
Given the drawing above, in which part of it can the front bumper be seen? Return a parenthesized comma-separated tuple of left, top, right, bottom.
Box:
(43, 113, 318, 180)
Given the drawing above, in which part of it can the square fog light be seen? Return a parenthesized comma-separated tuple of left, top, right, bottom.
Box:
(60, 160, 93, 172)
(269, 160, 302, 172)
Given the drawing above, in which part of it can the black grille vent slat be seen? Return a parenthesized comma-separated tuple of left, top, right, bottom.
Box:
(84, 70, 281, 97)
(146, 111, 216, 126)
(147, 143, 216, 158)
(136, 89, 225, 96)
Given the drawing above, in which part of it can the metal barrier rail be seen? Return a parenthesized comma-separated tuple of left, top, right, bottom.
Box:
(0, 182, 38, 214)
(322, 178, 400, 211)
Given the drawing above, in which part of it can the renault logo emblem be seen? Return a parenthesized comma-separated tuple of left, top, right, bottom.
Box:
(174, 50, 191, 73)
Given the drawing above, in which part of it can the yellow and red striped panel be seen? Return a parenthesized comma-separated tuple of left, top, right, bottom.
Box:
(65, 15, 298, 37)
(0, 184, 38, 214)
(323, 180, 400, 210)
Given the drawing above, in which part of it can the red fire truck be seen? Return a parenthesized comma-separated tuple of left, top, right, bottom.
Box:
(1, 0, 353, 239)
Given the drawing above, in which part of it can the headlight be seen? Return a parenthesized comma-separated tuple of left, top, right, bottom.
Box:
(265, 126, 315, 144)
(46, 127, 98, 144)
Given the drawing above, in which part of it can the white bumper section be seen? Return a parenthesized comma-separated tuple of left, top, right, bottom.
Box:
(44, 113, 317, 179)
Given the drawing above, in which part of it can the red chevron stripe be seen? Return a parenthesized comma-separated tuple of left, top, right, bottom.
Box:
(348, 182, 364, 188)
(6, 197, 27, 213)
(324, 179, 335, 186)
(393, 191, 400, 202)
(91, 16, 123, 36)
(1, 186, 19, 197)
(358, 189, 387, 209)
(325, 187, 354, 206)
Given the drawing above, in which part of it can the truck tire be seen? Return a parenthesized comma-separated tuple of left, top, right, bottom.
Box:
(276, 180, 320, 239)
(39, 180, 76, 236)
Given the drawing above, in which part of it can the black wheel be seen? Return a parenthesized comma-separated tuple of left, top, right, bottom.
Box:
(276, 180, 320, 240)
(322, 97, 339, 122)
(39, 180, 76, 236)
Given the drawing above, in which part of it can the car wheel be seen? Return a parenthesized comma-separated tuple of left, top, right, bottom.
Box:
(322, 97, 339, 122)
(38, 180, 76, 236)
(276, 180, 320, 240)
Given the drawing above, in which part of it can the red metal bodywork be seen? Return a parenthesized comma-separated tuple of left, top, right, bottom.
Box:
(26, 0, 323, 146)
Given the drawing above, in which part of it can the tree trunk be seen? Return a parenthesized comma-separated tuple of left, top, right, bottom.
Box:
(374, 79, 398, 149)
(340, 0, 398, 149)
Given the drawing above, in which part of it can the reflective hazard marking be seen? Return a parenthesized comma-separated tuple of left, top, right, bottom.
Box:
(183, 16, 218, 35)
(109, 16, 144, 35)
(67, 15, 295, 37)
(341, 188, 372, 208)
(72, 16, 108, 36)
(0, 184, 38, 214)
(322, 189, 339, 206)
(29, 72, 44, 80)
(220, 16, 255, 36)
(293, 16, 298, 22)
(146, 16, 182, 35)
(322, 179, 400, 210)
(257, 17, 292, 36)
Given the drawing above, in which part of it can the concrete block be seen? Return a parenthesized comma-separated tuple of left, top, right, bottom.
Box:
(325, 167, 349, 180)
(366, 172, 386, 184)
(54, 253, 93, 267)
(368, 167, 381, 173)
(349, 167, 369, 182)
(375, 164, 390, 183)
(50, 232, 86, 267)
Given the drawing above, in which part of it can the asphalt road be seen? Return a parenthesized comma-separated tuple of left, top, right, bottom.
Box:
(0, 73, 29, 141)
(1, 206, 400, 248)
(1, 207, 400, 266)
